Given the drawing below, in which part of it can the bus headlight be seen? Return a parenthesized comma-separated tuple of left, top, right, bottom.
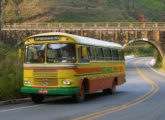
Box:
(24, 80, 28, 84)
(24, 80, 31, 84)
(63, 80, 71, 85)
(27, 80, 31, 84)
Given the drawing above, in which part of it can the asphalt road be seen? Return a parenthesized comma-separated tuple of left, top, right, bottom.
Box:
(0, 57, 165, 120)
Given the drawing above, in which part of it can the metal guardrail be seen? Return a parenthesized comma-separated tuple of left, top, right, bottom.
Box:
(2, 22, 165, 29)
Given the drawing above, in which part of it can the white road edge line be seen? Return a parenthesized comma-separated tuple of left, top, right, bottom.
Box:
(146, 60, 165, 77)
(0, 105, 40, 113)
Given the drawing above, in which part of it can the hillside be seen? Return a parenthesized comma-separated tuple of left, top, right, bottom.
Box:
(2, 0, 165, 23)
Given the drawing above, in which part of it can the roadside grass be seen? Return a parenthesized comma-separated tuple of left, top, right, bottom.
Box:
(153, 51, 162, 68)
(0, 42, 25, 101)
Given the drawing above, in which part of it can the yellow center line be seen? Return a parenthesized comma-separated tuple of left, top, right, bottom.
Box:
(72, 59, 159, 120)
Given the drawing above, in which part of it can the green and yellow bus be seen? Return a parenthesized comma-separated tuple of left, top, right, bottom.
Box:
(20, 32, 126, 103)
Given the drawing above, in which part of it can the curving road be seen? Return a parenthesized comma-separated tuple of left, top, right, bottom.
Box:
(0, 57, 165, 120)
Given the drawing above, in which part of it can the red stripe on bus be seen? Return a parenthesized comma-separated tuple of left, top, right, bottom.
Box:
(74, 68, 102, 74)
(113, 66, 124, 71)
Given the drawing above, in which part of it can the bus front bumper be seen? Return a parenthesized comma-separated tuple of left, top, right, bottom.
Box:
(21, 86, 79, 95)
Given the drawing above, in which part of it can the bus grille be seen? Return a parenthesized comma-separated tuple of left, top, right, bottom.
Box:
(33, 78, 58, 86)
(33, 70, 58, 86)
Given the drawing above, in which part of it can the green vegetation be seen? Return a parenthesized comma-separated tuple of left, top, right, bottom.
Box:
(153, 51, 162, 68)
(2, 0, 165, 23)
(0, 42, 24, 100)
(124, 42, 155, 57)
(124, 41, 162, 68)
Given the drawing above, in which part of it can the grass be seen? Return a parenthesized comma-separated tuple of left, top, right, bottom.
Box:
(0, 42, 25, 100)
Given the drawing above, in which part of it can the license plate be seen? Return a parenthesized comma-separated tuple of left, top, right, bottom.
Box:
(38, 89, 48, 94)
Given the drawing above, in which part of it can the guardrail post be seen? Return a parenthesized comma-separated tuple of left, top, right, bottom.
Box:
(82, 23, 85, 28)
(59, 23, 61, 28)
(95, 23, 97, 28)
(142, 23, 145, 28)
(129, 23, 133, 28)
(155, 23, 158, 28)
(106, 23, 109, 28)
(145, 31, 148, 38)
(13, 23, 16, 28)
(135, 31, 138, 39)
(36, 23, 38, 28)
(48, 23, 50, 27)
(118, 23, 120, 28)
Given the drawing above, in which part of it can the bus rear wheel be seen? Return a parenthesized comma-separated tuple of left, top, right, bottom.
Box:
(31, 94, 44, 104)
(103, 81, 116, 94)
(72, 85, 85, 103)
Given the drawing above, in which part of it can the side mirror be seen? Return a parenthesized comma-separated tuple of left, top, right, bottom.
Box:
(82, 47, 87, 57)
(18, 49, 22, 59)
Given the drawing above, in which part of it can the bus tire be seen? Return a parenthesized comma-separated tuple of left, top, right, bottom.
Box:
(30, 94, 44, 104)
(72, 85, 85, 103)
(103, 81, 116, 94)
(110, 81, 116, 94)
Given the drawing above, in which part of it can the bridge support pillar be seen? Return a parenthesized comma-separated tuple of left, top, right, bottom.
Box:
(81, 30, 83, 36)
(100, 30, 102, 40)
(115, 31, 118, 40)
(153, 31, 160, 42)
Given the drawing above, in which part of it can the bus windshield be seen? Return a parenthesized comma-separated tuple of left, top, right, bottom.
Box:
(25, 44, 45, 63)
(47, 44, 76, 63)
(25, 44, 76, 63)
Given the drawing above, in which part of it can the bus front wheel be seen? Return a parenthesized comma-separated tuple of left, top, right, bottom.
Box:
(31, 94, 44, 104)
(72, 85, 85, 103)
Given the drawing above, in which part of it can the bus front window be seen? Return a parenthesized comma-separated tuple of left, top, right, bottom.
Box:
(25, 44, 45, 63)
(47, 44, 76, 63)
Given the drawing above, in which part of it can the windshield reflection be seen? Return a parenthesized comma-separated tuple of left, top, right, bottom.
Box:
(47, 44, 76, 63)
(25, 44, 45, 63)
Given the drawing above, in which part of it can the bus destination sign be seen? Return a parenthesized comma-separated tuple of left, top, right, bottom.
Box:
(34, 36, 60, 41)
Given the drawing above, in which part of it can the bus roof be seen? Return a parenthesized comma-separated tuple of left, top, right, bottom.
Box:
(28, 32, 122, 48)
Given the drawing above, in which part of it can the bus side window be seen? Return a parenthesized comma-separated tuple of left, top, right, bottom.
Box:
(78, 45, 89, 63)
(112, 49, 119, 61)
(119, 50, 124, 60)
(104, 48, 112, 61)
(95, 47, 104, 61)
(87, 46, 95, 60)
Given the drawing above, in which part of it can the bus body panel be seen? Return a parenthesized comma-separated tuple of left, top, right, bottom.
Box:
(22, 61, 125, 95)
